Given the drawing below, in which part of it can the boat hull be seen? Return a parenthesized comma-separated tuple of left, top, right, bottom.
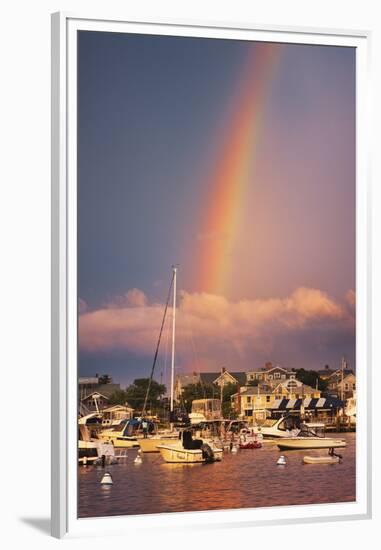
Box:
(157, 444, 223, 463)
(239, 441, 262, 449)
(98, 435, 139, 448)
(277, 438, 347, 450)
(139, 436, 179, 453)
(303, 455, 340, 464)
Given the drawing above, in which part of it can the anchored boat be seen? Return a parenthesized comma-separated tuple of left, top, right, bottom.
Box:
(276, 423, 346, 450)
(157, 430, 223, 463)
(303, 455, 340, 464)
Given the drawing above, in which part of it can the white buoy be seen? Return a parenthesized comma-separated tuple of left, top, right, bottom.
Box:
(134, 450, 143, 464)
(100, 472, 113, 485)
(277, 455, 287, 466)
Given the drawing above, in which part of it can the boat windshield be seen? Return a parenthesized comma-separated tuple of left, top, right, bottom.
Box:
(299, 423, 325, 438)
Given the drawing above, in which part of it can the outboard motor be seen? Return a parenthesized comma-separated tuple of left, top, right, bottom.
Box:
(201, 443, 215, 463)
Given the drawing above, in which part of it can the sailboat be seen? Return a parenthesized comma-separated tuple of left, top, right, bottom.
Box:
(138, 266, 180, 452)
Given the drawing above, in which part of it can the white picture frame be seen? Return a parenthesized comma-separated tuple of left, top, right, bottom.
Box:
(51, 11, 372, 539)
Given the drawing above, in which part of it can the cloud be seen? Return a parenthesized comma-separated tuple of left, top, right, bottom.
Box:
(104, 288, 148, 309)
(79, 287, 355, 369)
(345, 289, 356, 308)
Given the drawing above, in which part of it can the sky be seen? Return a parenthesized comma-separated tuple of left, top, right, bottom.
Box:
(78, 31, 356, 388)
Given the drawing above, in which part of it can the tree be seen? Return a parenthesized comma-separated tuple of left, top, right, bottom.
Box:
(220, 382, 238, 418)
(125, 378, 166, 411)
(108, 389, 129, 406)
(293, 369, 328, 391)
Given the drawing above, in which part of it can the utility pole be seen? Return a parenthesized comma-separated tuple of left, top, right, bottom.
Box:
(341, 356, 345, 402)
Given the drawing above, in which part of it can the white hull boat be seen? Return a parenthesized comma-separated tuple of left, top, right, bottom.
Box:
(138, 434, 179, 453)
(259, 416, 325, 439)
(78, 425, 115, 464)
(157, 443, 223, 463)
(277, 437, 346, 450)
(303, 455, 340, 464)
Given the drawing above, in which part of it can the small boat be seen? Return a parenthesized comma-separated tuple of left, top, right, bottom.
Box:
(138, 433, 179, 453)
(272, 419, 346, 450)
(157, 430, 223, 463)
(259, 415, 325, 439)
(303, 455, 340, 464)
(98, 419, 140, 448)
(78, 424, 115, 465)
(277, 434, 346, 450)
(239, 440, 262, 449)
(238, 428, 262, 449)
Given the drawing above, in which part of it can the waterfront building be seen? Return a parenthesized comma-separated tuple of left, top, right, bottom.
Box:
(231, 381, 321, 423)
(81, 391, 110, 412)
(78, 374, 121, 402)
(175, 367, 246, 400)
(246, 363, 297, 385)
(268, 395, 344, 423)
(317, 365, 335, 380)
(327, 371, 356, 399)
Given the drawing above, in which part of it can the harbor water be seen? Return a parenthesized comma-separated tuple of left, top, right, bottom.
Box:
(78, 432, 355, 518)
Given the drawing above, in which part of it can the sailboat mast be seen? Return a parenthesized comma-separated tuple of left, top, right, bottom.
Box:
(170, 266, 177, 415)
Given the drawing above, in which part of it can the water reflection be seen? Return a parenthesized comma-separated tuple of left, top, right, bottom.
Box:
(78, 433, 355, 518)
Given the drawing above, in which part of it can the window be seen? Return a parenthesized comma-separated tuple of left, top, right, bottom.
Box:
(274, 373, 280, 379)
(268, 375, 273, 380)
(281, 374, 286, 379)
(290, 374, 295, 379)
(247, 396, 252, 404)
(266, 395, 270, 403)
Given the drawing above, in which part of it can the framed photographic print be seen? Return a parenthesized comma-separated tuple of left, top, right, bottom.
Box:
(51, 12, 371, 539)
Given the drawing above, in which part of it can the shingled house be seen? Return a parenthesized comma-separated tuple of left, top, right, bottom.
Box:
(175, 368, 246, 400)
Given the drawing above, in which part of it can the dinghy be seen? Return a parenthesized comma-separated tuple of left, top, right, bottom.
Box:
(303, 455, 340, 464)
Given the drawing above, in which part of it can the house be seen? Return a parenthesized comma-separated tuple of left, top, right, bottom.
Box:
(81, 391, 110, 412)
(78, 374, 120, 401)
(231, 381, 321, 423)
(175, 368, 246, 400)
(327, 372, 356, 399)
(326, 368, 355, 398)
(317, 365, 335, 380)
(246, 363, 297, 385)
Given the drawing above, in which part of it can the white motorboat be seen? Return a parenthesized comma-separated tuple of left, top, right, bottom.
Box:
(157, 430, 223, 463)
(138, 433, 179, 453)
(98, 419, 140, 448)
(277, 437, 346, 450)
(259, 415, 325, 439)
(78, 424, 115, 464)
(276, 422, 346, 450)
(303, 455, 340, 464)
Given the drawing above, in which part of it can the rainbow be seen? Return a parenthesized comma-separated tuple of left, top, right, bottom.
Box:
(196, 42, 283, 295)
